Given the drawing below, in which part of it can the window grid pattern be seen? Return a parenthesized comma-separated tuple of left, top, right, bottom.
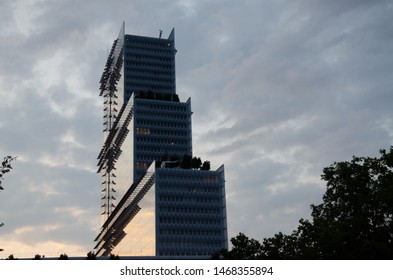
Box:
(123, 34, 176, 102)
(134, 98, 192, 181)
(156, 168, 227, 257)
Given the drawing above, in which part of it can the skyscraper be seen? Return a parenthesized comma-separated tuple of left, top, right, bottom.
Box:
(95, 24, 227, 257)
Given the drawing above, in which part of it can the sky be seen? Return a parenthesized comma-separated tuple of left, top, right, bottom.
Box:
(0, 0, 392, 258)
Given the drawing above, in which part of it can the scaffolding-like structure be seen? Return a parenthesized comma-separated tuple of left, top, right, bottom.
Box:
(98, 23, 125, 219)
(94, 164, 155, 256)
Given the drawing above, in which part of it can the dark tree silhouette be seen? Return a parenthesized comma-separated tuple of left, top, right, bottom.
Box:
(201, 160, 211, 171)
(6, 254, 16, 260)
(217, 147, 393, 259)
(306, 147, 393, 259)
(1, 156, 16, 252)
(86, 251, 96, 260)
(191, 157, 202, 169)
(180, 154, 192, 169)
(227, 232, 262, 259)
(59, 253, 69, 260)
(0, 156, 16, 192)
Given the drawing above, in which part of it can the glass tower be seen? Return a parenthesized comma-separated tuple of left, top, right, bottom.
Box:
(95, 24, 227, 257)
(123, 28, 176, 103)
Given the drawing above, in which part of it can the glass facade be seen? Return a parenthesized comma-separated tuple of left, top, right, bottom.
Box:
(123, 29, 176, 103)
(133, 97, 192, 182)
(156, 166, 227, 256)
(95, 164, 156, 256)
(96, 162, 228, 257)
(111, 169, 156, 256)
(95, 26, 228, 257)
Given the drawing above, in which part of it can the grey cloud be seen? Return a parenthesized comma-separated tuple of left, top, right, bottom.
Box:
(1, 0, 393, 256)
(188, 0, 393, 239)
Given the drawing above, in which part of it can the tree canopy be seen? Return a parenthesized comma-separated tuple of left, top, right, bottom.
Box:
(219, 147, 393, 259)
(307, 147, 393, 259)
(1, 156, 16, 253)
(0, 156, 16, 191)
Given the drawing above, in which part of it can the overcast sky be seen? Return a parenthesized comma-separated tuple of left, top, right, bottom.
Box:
(0, 0, 392, 258)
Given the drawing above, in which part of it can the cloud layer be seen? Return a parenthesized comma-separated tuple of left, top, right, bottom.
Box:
(1, 0, 392, 257)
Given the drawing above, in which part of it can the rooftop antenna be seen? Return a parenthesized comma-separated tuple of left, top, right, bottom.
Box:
(159, 29, 163, 39)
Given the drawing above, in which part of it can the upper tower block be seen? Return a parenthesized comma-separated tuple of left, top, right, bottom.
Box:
(123, 28, 177, 103)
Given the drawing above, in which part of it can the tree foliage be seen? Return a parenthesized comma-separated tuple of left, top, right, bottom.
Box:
(219, 147, 393, 259)
(109, 253, 120, 260)
(160, 154, 212, 171)
(0, 156, 16, 191)
(86, 251, 96, 260)
(191, 157, 202, 169)
(59, 253, 69, 260)
(308, 147, 393, 259)
(211, 233, 261, 260)
(1, 156, 16, 252)
(227, 232, 262, 259)
(6, 254, 16, 260)
(201, 160, 211, 171)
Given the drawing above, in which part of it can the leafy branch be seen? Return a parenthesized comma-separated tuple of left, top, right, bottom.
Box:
(0, 156, 16, 191)
(1, 155, 16, 252)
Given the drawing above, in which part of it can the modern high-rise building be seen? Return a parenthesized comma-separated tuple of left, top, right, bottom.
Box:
(95, 24, 227, 258)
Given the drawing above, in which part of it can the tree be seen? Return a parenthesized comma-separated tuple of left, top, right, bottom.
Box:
(225, 232, 262, 259)
(180, 154, 192, 169)
(59, 253, 69, 260)
(86, 251, 96, 260)
(259, 232, 298, 259)
(191, 157, 202, 169)
(221, 147, 393, 259)
(6, 254, 16, 260)
(109, 253, 119, 260)
(1, 156, 16, 252)
(307, 147, 393, 259)
(201, 160, 211, 171)
(0, 156, 16, 192)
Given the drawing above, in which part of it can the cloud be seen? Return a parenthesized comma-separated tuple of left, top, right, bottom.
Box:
(0, 238, 87, 259)
(1, 0, 393, 257)
(186, 0, 393, 238)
